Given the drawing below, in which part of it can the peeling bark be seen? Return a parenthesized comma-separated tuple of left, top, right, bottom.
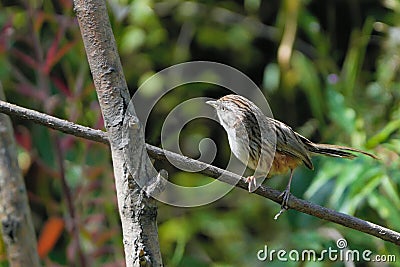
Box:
(73, 1, 163, 266)
(0, 87, 40, 266)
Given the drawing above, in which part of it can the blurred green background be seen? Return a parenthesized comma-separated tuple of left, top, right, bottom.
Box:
(0, 0, 399, 266)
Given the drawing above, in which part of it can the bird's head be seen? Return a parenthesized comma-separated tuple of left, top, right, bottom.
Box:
(207, 94, 260, 128)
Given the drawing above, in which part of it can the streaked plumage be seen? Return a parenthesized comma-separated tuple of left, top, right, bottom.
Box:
(207, 94, 377, 216)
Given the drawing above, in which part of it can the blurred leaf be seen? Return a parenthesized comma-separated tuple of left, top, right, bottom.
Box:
(120, 26, 146, 53)
(244, 0, 261, 13)
(263, 63, 280, 93)
(138, 71, 164, 97)
(340, 17, 374, 97)
(304, 160, 342, 199)
(37, 217, 65, 259)
(196, 26, 228, 49)
(376, 26, 400, 86)
(329, 163, 364, 208)
(292, 51, 324, 122)
(326, 87, 356, 134)
(159, 217, 194, 266)
(340, 168, 383, 214)
(45, 37, 76, 75)
(226, 25, 253, 49)
(366, 119, 400, 148)
(380, 175, 400, 209)
(130, 0, 155, 25)
(65, 161, 83, 188)
(298, 10, 328, 55)
(14, 126, 32, 151)
(291, 231, 326, 251)
(368, 192, 400, 229)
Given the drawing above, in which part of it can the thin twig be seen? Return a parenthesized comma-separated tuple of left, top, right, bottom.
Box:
(0, 99, 399, 246)
(53, 136, 87, 266)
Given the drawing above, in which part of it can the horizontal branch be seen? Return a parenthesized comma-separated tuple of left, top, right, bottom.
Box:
(0, 99, 399, 246)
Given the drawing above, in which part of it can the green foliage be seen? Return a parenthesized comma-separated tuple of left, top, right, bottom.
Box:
(0, 0, 399, 266)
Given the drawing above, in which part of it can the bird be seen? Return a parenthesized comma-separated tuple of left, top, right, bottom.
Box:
(206, 94, 377, 217)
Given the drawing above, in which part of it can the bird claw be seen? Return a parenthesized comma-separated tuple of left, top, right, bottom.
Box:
(245, 176, 258, 192)
(245, 175, 292, 220)
(274, 189, 291, 220)
(278, 189, 290, 209)
(274, 208, 286, 220)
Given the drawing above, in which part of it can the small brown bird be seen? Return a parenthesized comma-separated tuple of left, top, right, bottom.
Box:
(207, 94, 377, 217)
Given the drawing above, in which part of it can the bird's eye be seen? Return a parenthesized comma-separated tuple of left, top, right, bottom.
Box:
(221, 106, 226, 111)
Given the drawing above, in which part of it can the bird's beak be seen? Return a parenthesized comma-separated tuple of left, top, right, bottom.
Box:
(206, 100, 217, 108)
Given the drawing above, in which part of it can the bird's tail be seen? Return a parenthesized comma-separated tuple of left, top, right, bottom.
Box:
(308, 143, 378, 159)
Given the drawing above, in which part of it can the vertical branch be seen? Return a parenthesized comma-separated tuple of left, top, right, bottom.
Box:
(73, 1, 162, 266)
(54, 137, 86, 266)
(0, 86, 40, 266)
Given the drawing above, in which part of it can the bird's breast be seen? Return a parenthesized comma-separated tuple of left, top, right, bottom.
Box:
(226, 131, 250, 164)
(226, 130, 269, 172)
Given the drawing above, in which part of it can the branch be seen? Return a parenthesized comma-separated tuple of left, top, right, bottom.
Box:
(54, 136, 86, 266)
(0, 90, 40, 265)
(73, 1, 162, 266)
(1, 100, 399, 246)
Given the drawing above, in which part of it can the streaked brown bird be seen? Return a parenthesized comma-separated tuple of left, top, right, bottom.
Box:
(207, 94, 377, 217)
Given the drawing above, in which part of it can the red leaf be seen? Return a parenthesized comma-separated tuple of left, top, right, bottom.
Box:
(47, 40, 77, 71)
(51, 75, 71, 96)
(60, 136, 75, 150)
(15, 83, 48, 100)
(33, 11, 45, 33)
(0, 18, 14, 53)
(44, 29, 62, 74)
(37, 217, 65, 258)
(44, 27, 77, 73)
(59, 0, 73, 9)
(11, 48, 39, 69)
(15, 126, 32, 151)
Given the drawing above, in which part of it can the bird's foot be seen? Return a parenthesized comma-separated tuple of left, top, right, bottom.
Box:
(278, 189, 291, 210)
(274, 188, 291, 220)
(245, 176, 257, 192)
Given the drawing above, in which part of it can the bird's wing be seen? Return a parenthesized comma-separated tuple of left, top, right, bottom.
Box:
(268, 118, 314, 170)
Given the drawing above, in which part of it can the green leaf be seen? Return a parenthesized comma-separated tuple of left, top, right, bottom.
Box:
(340, 170, 382, 214)
(292, 51, 324, 122)
(368, 192, 400, 228)
(326, 88, 356, 134)
(366, 119, 400, 148)
(329, 163, 364, 208)
(120, 26, 146, 53)
(340, 17, 374, 97)
(304, 160, 342, 199)
(380, 175, 400, 209)
(263, 63, 280, 93)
